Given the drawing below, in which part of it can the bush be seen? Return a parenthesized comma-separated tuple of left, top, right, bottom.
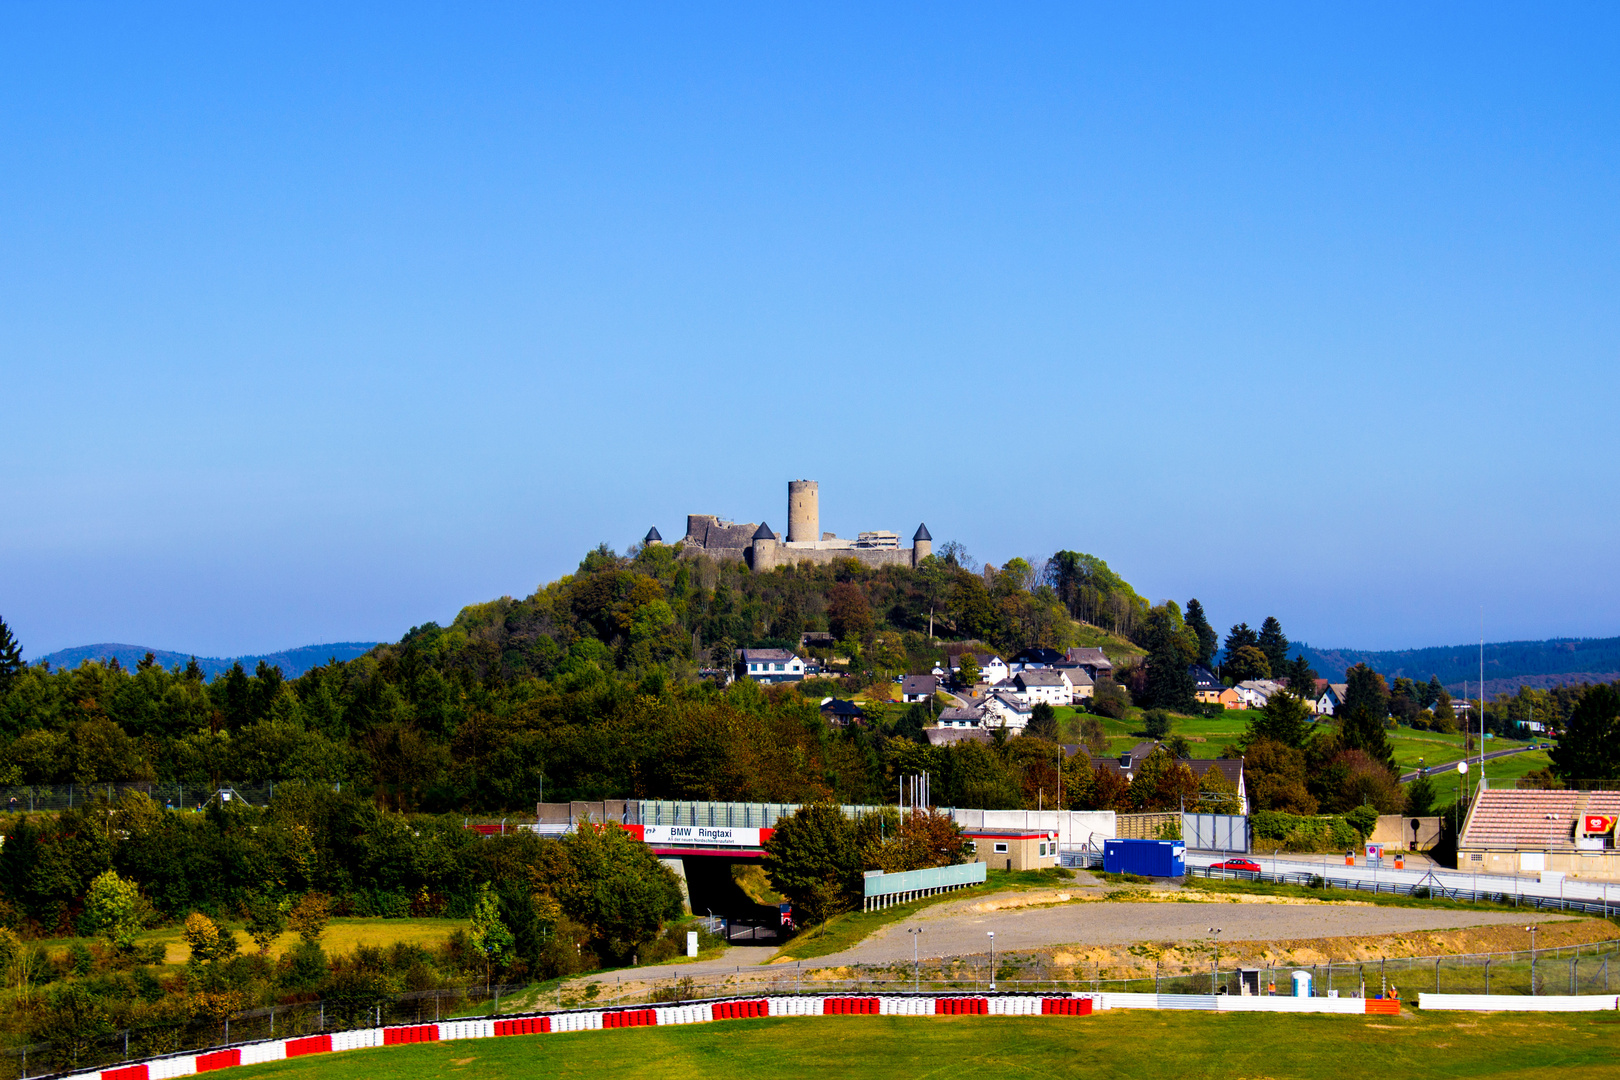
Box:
(1250, 811, 1361, 853)
(1142, 710, 1172, 739)
(1345, 805, 1379, 839)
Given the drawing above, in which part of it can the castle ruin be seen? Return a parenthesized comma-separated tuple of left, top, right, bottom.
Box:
(661, 480, 931, 572)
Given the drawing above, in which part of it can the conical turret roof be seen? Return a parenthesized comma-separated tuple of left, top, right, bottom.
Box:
(644, 526, 663, 544)
(752, 522, 776, 540)
(913, 523, 932, 542)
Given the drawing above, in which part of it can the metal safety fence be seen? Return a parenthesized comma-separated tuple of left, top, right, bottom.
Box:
(0, 783, 300, 814)
(1186, 864, 1620, 917)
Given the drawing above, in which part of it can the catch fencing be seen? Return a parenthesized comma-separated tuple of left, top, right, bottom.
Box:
(1187, 863, 1620, 917)
(1181, 813, 1250, 853)
(0, 784, 290, 814)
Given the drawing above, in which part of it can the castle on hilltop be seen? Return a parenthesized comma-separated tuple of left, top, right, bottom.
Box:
(647, 480, 931, 572)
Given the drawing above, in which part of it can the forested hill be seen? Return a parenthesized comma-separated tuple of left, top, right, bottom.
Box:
(34, 642, 379, 680)
(1297, 636, 1620, 695)
(0, 543, 1154, 813)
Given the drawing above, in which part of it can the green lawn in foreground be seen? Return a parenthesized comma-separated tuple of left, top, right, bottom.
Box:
(221, 1012, 1620, 1080)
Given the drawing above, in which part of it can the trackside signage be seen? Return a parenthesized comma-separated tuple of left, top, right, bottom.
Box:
(643, 825, 768, 847)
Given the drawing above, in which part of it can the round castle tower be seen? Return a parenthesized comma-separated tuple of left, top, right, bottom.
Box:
(787, 480, 819, 544)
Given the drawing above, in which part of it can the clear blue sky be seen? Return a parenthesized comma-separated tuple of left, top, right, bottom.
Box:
(4, 4, 1618, 658)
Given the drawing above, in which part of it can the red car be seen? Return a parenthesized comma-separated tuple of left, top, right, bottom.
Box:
(1209, 859, 1262, 872)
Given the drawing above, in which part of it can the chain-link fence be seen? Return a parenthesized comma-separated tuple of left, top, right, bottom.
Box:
(1184, 864, 1620, 917)
(0, 783, 295, 814)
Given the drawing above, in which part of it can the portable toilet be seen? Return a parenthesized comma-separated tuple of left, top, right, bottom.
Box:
(1291, 970, 1313, 998)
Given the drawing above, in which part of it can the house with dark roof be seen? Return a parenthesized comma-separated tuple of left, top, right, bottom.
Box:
(819, 698, 865, 727)
(1190, 665, 1223, 704)
(948, 652, 1009, 687)
(1065, 647, 1114, 682)
(1010, 647, 1064, 671)
(735, 647, 805, 684)
(1094, 740, 1248, 813)
(901, 674, 939, 703)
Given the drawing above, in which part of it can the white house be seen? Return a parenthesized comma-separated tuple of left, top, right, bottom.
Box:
(735, 648, 806, 684)
(981, 690, 1033, 731)
(937, 705, 986, 729)
(1014, 669, 1074, 707)
(1235, 679, 1284, 709)
(1315, 683, 1348, 715)
(901, 674, 939, 703)
(949, 653, 1009, 686)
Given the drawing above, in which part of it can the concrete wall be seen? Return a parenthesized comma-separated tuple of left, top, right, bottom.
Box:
(1371, 815, 1442, 850)
(1459, 846, 1620, 882)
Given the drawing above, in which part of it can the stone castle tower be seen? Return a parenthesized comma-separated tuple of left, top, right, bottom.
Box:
(677, 480, 931, 572)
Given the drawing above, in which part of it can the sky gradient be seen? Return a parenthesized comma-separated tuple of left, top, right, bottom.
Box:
(4, 4, 1618, 658)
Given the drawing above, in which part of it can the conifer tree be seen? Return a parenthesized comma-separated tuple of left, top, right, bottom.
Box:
(1183, 599, 1218, 669)
(0, 616, 21, 690)
(1257, 617, 1290, 676)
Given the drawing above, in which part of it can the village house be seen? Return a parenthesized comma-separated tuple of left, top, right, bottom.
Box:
(948, 652, 1009, 686)
(981, 690, 1033, 731)
(735, 648, 806, 684)
(1013, 668, 1074, 707)
(901, 674, 939, 703)
(1190, 665, 1224, 705)
(1065, 646, 1114, 683)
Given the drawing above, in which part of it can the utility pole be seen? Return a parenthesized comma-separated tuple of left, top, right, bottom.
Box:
(987, 932, 996, 991)
(909, 927, 924, 993)
(1209, 928, 1224, 994)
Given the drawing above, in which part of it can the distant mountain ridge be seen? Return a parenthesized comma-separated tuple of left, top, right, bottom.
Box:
(34, 642, 379, 680)
(1296, 636, 1620, 697)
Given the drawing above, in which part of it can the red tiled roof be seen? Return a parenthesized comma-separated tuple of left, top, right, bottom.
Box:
(1460, 789, 1596, 847)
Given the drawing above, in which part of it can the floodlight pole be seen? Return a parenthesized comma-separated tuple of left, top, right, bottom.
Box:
(1209, 928, 1223, 994)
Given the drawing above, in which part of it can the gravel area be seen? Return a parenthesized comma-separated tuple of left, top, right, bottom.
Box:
(811, 897, 1568, 967)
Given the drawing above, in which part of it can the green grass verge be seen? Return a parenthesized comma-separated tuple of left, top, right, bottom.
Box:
(219, 1012, 1620, 1080)
(772, 869, 1080, 962)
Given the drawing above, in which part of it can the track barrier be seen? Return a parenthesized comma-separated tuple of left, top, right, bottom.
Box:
(55, 990, 1430, 1080)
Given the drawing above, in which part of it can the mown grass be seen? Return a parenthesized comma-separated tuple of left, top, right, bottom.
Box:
(772, 869, 1081, 961)
(219, 1011, 1620, 1080)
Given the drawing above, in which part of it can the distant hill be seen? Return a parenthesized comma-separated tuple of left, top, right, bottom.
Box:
(1296, 636, 1620, 697)
(34, 642, 379, 680)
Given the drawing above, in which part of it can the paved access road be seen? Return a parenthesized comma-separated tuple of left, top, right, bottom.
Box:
(799, 894, 1563, 968)
(1396, 744, 1541, 784)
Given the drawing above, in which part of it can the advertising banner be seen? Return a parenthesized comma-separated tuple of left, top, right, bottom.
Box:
(1583, 815, 1618, 836)
(643, 824, 766, 847)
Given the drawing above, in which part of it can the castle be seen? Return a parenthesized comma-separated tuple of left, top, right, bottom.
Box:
(647, 480, 931, 572)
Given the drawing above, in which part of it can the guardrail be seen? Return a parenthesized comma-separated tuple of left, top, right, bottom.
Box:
(862, 862, 986, 909)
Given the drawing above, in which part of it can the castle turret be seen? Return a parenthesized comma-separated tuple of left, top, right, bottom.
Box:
(788, 480, 819, 545)
(749, 522, 779, 572)
(644, 526, 663, 546)
(912, 523, 932, 567)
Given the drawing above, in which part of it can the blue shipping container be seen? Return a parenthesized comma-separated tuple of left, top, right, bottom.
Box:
(1103, 839, 1186, 877)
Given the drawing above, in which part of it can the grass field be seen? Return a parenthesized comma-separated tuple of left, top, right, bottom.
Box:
(35, 917, 471, 966)
(218, 1012, 1620, 1080)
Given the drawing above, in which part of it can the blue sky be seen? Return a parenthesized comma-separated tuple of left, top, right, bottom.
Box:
(4, 4, 1618, 657)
